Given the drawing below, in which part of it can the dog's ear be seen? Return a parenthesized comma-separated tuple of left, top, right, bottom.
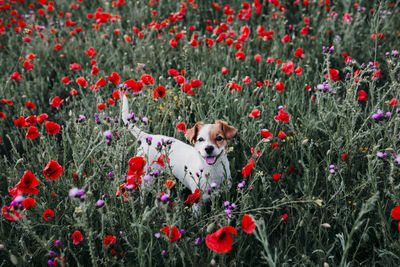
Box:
(216, 120, 237, 140)
(185, 121, 204, 143)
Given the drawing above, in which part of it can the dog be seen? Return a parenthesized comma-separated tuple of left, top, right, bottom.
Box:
(121, 95, 237, 203)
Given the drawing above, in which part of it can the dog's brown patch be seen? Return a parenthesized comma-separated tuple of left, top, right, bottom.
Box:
(209, 120, 237, 148)
(185, 121, 204, 143)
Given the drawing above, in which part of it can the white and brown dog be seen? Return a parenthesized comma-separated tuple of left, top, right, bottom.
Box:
(121, 95, 237, 202)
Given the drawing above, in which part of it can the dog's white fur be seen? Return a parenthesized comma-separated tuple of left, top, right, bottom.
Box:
(121, 95, 237, 202)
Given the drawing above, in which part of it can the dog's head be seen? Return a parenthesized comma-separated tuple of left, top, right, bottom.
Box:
(185, 120, 237, 165)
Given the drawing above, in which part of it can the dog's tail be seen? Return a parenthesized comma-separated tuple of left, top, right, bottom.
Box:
(121, 94, 145, 139)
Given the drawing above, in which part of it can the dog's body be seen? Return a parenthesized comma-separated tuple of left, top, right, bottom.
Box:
(121, 95, 237, 201)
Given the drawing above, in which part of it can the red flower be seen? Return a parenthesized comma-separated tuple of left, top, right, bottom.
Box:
(37, 113, 48, 124)
(50, 96, 64, 108)
(294, 48, 305, 58)
(97, 103, 106, 110)
(169, 38, 178, 47)
(69, 63, 81, 70)
(95, 77, 107, 87)
(71, 230, 83, 245)
(107, 72, 120, 84)
(61, 76, 71, 84)
(25, 102, 35, 110)
(389, 98, 398, 106)
(190, 79, 202, 88)
(2, 206, 22, 221)
(13, 170, 39, 195)
(168, 68, 179, 76)
(275, 81, 284, 93)
(281, 34, 290, 43)
(43, 160, 64, 180)
(104, 235, 116, 248)
(391, 205, 400, 220)
(176, 122, 186, 132)
(11, 72, 22, 81)
(248, 109, 260, 118)
(326, 68, 339, 81)
(141, 74, 154, 85)
(295, 66, 303, 76)
(14, 116, 27, 127)
(342, 153, 348, 161)
(152, 154, 169, 168)
(1, 99, 13, 105)
(164, 179, 175, 190)
(358, 90, 368, 101)
(43, 208, 54, 221)
(242, 214, 256, 234)
(272, 173, 282, 181)
(261, 130, 273, 139)
(277, 131, 286, 139)
(22, 197, 36, 209)
(153, 86, 166, 98)
(281, 213, 289, 221)
(76, 77, 88, 87)
(123, 79, 139, 92)
(26, 126, 40, 140)
(235, 51, 245, 60)
(84, 47, 98, 57)
(222, 67, 229, 74)
(205, 226, 237, 253)
(242, 159, 255, 178)
(25, 115, 37, 126)
(91, 66, 99, 76)
(175, 75, 185, 84)
(128, 157, 146, 173)
(184, 189, 203, 205)
(45, 121, 61, 135)
(281, 61, 294, 74)
(161, 225, 181, 242)
(274, 109, 290, 123)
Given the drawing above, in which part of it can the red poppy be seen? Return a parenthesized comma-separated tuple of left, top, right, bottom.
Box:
(295, 66, 303, 76)
(161, 225, 181, 242)
(184, 189, 203, 205)
(69, 63, 81, 70)
(235, 51, 245, 60)
(1, 99, 13, 105)
(123, 79, 139, 92)
(22, 197, 36, 209)
(43, 208, 54, 221)
(14, 170, 39, 195)
(26, 126, 40, 139)
(342, 153, 348, 161)
(24, 101, 35, 110)
(389, 98, 398, 106)
(168, 68, 180, 76)
(14, 116, 27, 127)
(62, 76, 70, 84)
(104, 235, 116, 248)
(95, 77, 107, 87)
(169, 38, 178, 47)
(205, 226, 237, 253)
(294, 48, 305, 58)
(153, 86, 166, 98)
(190, 79, 202, 88)
(176, 122, 186, 132)
(107, 72, 120, 84)
(76, 77, 88, 87)
(10, 72, 22, 81)
(391, 205, 400, 220)
(112, 89, 121, 99)
(274, 109, 290, 123)
(43, 160, 64, 180)
(71, 230, 83, 245)
(91, 66, 99, 76)
(2, 205, 22, 220)
(0, 112, 5, 119)
(242, 159, 255, 178)
(260, 130, 273, 139)
(281, 61, 294, 74)
(128, 157, 146, 173)
(248, 109, 260, 118)
(164, 179, 175, 190)
(275, 81, 284, 93)
(37, 113, 48, 124)
(254, 54, 261, 62)
(358, 90, 368, 101)
(175, 75, 185, 84)
(108, 98, 115, 105)
(45, 121, 61, 135)
(141, 74, 154, 85)
(272, 173, 282, 181)
(84, 47, 98, 57)
(281, 213, 289, 221)
(281, 34, 290, 43)
(97, 103, 106, 110)
(25, 115, 36, 126)
(326, 68, 339, 81)
(242, 214, 256, 234)
(277, 131, 286, 139)
(50, 96, 64, 108)
(152, 154, 169, 168)
(222, 67, 229, 74)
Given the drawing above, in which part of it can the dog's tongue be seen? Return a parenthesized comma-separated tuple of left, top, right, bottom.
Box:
(206, 156, 216, 165)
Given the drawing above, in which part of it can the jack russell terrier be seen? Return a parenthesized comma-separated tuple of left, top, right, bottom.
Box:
(121, 95, 237, 203)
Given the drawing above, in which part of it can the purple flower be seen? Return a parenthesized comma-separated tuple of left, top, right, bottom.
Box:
(180, 229, 185, 235)
(194, 237, 201, 244)
(95, 199, 105, 207)
(223, 201, 230, 207)
(103, 131, 112, 139)
(154, 233, 160, 239)
(224, 209, 232, 218)
(386, 112, 392, 118)
(329, 169, 335, 174)
(372, 109, 383, 119)
(238, 181, 246, 189)
(49, 251, 55, 256)
(160, 194, 170, 202)
(143, 174, 151, 183)
(395, 155, 400, 165)
(48, 260, 53, 266)
(69, 187, 79, 197)
(108, 172, 113, 178)
(141, 117, 149, 124)
(162, 250, 166, 255)
(376, 152, 387, 158)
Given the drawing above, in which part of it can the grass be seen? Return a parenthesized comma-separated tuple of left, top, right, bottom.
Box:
(0, 0, 400, 266)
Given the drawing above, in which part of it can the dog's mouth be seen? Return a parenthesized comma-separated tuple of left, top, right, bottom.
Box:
(203, 151, 223, 165)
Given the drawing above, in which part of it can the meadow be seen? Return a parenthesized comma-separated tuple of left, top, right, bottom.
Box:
(0, 0, 400, 266)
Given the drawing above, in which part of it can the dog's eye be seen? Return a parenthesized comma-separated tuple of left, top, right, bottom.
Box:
(216, 136, 223, 142)
(197, 137, 205, 142)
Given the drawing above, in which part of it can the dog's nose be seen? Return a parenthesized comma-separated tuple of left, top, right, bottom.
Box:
(205, 145, 214, 154)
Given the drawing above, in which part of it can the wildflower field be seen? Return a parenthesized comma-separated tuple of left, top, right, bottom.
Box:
(1, 0, 400, 265)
